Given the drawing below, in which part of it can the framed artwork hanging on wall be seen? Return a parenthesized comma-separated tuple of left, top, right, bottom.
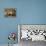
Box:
(18, 24, 46, 41)
(4, 8, 16, 17)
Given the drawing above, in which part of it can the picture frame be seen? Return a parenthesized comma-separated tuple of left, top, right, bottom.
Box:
(4, 8, 16, 17)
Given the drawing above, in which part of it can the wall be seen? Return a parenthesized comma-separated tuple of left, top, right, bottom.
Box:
(20, 0, 46, 24)
(0, 0, 46, 44)
(0, 0, 20, 44)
